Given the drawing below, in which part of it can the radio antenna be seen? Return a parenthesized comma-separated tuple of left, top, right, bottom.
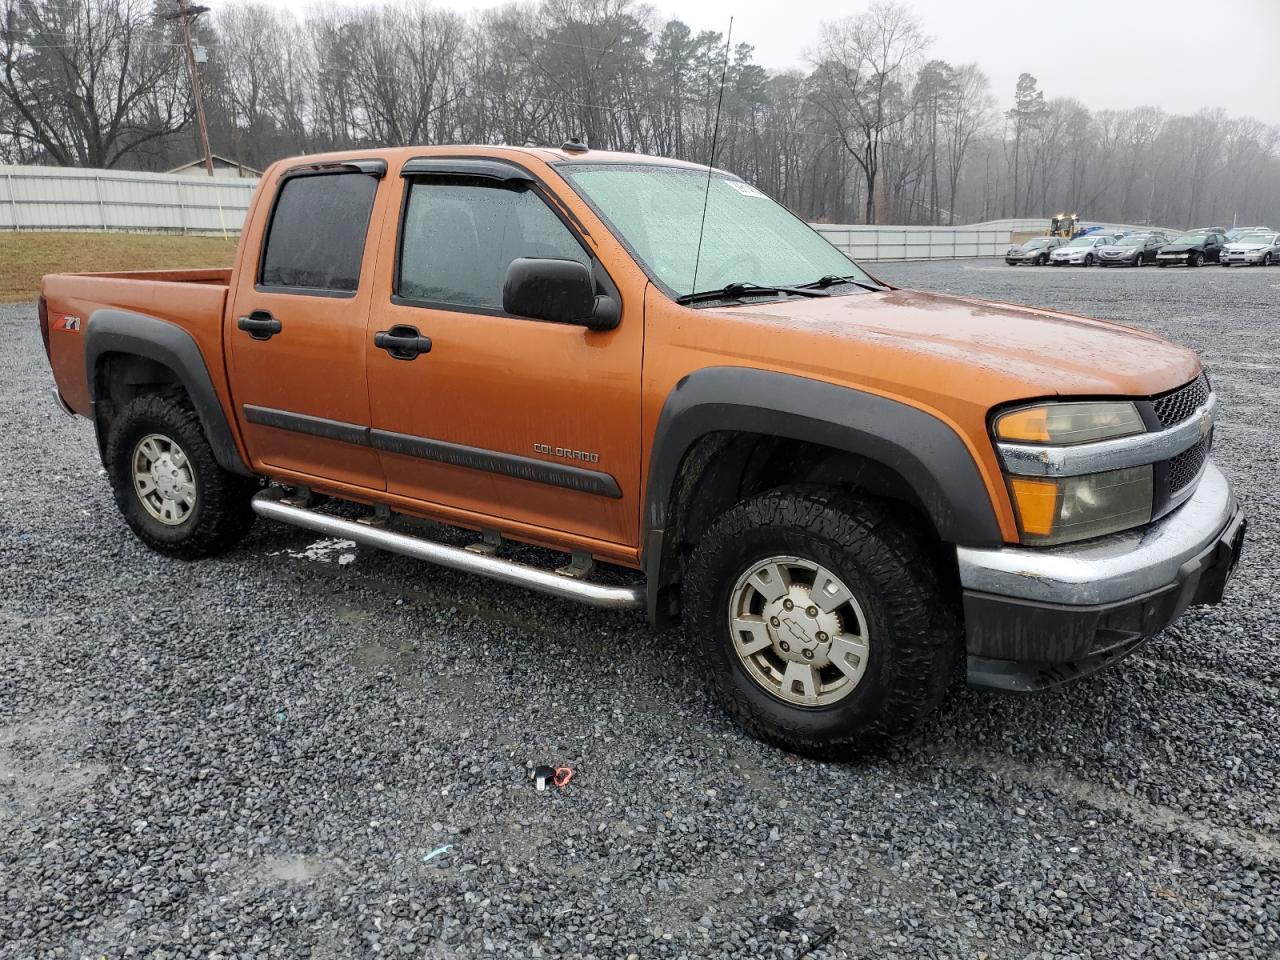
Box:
(690, 17, 733, 296)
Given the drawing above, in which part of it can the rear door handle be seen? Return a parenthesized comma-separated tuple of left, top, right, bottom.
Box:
(237, 310, 282, 341)
(375, 325, 432, 361)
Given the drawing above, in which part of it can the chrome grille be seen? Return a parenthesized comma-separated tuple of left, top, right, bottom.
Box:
(1152, 375, 1209, 428)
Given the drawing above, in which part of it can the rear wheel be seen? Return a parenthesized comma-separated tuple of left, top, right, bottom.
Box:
(684, 488, 958, 758)
(105, 394, 257, 559)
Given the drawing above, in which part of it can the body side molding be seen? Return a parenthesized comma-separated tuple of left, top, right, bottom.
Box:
(241, 404, 622, 499)
(83, 308, 252, 476)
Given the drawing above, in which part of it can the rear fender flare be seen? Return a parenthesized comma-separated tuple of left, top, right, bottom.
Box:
(83, 308, 253, 476)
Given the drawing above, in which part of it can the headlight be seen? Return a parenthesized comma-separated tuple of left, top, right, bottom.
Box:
(995, 401, 1153, 545)
(995, 400, 1144, 444)
(1007, 466, 1153, 545)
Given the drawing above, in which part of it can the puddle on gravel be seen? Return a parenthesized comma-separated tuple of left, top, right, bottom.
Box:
(270, 537, 358, 565)
(258, 853, 336, 883)
(0, 714, 106, 816)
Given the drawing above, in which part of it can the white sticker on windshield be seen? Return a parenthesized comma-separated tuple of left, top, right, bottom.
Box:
(725, 180, 766, 198)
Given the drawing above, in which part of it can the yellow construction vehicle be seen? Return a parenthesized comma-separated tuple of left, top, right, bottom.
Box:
(1048, 213, 1080, 239)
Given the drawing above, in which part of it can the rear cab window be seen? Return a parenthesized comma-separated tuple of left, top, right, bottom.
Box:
(258, 171, 380, 296)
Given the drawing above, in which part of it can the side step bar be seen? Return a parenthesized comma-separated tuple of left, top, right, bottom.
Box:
(251, 489, 645, 611)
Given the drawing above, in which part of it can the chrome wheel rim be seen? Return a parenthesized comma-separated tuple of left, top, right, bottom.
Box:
(727, 556, 870, 708)
(132, 433, 196, 526)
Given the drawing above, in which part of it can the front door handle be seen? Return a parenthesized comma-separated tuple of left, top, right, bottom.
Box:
(375, 325, 433, 361)
(237, 310, 282, 341)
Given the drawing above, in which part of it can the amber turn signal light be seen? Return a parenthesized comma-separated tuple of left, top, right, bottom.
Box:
(995, 407, 1050, 443)
(1008, 477, 1059, 537)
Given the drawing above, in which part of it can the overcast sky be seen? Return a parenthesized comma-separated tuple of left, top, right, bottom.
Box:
(271, 0, 1280, 126)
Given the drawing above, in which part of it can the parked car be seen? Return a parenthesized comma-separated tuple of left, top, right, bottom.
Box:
(1049, 234, 1112, 266)
(1220, 231, 1280, 266)
(1157, 232, 1225, 267)
(1225, 226, 1272, 242)
(1097, 233, 1166, 267)
(1005, 236, 1064, 265)
(36, 144, 1245, 758)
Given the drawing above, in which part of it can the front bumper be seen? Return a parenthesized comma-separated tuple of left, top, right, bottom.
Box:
(1222, 252, 1265, 264)
(958, 462, 1244, 692)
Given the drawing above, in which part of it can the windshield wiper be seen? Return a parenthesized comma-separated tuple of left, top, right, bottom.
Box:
(798, 274, 890, 293)
(675, 281, 831, 305)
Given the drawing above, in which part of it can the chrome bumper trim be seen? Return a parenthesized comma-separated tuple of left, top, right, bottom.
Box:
(997, 393, 1215, 477)
(957, 461, 1235, 605)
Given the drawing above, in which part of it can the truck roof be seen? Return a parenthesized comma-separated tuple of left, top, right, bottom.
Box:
(264, 144, 724, 178)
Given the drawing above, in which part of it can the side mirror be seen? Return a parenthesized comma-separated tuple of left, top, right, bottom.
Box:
(502, 257, 619, 331)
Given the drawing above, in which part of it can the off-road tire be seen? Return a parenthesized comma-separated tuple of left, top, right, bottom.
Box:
(105, 394, 257, 559)
(684, 488, 959, 758)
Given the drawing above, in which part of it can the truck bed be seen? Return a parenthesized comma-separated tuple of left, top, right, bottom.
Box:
(41, 268, 232, 418)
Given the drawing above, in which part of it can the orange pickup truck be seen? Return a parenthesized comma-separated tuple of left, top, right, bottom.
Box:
(39, 144, 1245, 756)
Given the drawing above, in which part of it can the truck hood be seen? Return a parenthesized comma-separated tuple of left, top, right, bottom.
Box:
(699, 287, 1200, 406)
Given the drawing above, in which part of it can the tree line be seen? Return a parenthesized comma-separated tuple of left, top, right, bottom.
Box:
(3, 0, 1278, 228)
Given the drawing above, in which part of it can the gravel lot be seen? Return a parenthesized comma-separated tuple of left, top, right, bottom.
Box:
(2, 259, 1278, 958)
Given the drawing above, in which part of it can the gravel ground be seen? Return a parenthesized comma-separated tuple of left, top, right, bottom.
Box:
(2, 259, 1278, 959)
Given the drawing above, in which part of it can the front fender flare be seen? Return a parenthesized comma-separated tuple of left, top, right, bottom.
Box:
(642, 367, 1004, 621)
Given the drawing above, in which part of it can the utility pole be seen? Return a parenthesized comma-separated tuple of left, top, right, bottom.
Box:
(166, 0, 214, 176)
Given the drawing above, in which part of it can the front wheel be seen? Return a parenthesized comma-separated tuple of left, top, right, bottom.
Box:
(684, 489, 959, 758)
(1189, 252, 1203, 267)
(1263, 253, 1273, 267)
(1084, 254, 1094, 267)
(104, 394, 257, 559)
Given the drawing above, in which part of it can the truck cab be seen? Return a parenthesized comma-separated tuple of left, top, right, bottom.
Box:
(39, 145, 1245, 757)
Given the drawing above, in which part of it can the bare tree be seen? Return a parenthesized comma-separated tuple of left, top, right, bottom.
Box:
(940, 63, 991, 223)
(809, 1, 928, 223)
(0, 0, 189, 167)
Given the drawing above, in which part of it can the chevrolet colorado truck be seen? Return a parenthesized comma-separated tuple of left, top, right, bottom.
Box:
(39, 145, 1245, 757)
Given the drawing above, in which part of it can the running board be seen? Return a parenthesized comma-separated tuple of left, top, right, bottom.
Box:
(251, 489, 645, 611)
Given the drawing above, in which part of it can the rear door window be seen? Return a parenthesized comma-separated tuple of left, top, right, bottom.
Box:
(259, 173, 379, 295)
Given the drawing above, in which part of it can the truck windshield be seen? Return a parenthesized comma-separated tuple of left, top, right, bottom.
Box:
(559, 163, 874, 298)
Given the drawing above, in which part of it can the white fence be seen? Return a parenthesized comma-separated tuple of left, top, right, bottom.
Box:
(0, 164, 1159, 260)
(813, 221, 1050, 261)
(0, 165, 257, 235)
